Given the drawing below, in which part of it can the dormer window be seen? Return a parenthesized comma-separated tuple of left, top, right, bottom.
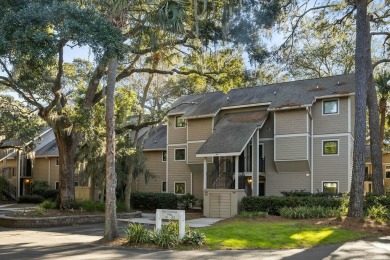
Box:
(176, 116, 186, 127)
(323, 100, 339, 115)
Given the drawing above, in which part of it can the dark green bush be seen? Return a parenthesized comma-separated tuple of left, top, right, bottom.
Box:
(241, 196, 344, 215)
(364, 195, 390, 212)
(280, 206, 340, 219)
(18, 195, 44, 203)
(32, 188, 58, 201)
(131, 192, 178, 210)
(281, 190, 344, 198)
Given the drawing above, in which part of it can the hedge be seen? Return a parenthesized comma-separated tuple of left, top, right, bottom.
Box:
(364, 195, 390, 211)
(18, 195, 45, 203)
(241, 196, 344, 215)
(32, 188, 58, 201)
(131, 192, 178, 210)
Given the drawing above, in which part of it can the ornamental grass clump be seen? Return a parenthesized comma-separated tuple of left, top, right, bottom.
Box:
(124, 221, 205, 249)
(280, 206, 340, 219)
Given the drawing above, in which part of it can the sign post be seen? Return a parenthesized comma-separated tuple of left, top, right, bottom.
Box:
(156, 209, 185, 239)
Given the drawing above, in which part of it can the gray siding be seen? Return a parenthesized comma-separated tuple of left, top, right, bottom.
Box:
(168, 116, 187, 145)
(187, 118, 213, 141)
(275, 135, 308, 161)
(259, 112, 274, 139)
(266, 173, 311, 196)
(275, 161, 310, 173)
(262, 140, 277, 173)
(167, 145, 191, 194)
(192, 172, 204, 201)
(312, 97, 349, 135)
(313, 136, 349, 193)
(135, 151, 166, 193)
(275, 109, 308, 135)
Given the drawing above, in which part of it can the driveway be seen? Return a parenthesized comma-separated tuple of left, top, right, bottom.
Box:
(0, 223, 389, 259)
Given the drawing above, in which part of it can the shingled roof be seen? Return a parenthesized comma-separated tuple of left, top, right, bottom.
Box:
(168, 74, 355, 117)
(196, 110, 269, 156)
(142, 125, 167, 151)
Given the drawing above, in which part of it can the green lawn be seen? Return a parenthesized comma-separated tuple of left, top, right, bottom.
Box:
(198, 221, 368, 249)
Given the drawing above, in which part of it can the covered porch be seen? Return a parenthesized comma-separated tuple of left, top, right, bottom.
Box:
(196, 110, 268, 217)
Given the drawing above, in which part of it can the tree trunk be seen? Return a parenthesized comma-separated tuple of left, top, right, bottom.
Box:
(379, 97, 387, 146)
(125, 166, 133, 212)
(348, 0, 370, 217)
(367, 82, 385, 195)
(104, 58, 118, 241)
(54, 129, 78, 210)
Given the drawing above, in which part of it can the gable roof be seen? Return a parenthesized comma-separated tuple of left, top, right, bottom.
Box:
(35, 139, 58, 157)
(168, 74, 355, 117)
(196, 110, 269, 157)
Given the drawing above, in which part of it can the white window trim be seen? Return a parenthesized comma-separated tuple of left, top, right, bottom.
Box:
(322, 139, 339, 156)
(175, 116, 186, 128)
(162, 151, 167, 162)
(322, 99, 339, 115)
(174, 148, 186, 161)
(174, 181, 186, 195)
(322, 181, 339, 193)
(385, 165, 390, 179)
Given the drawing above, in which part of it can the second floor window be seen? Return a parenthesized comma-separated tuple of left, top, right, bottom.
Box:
(176, 116, 186, 127)
(323, 100, 339, 115)
(386, 166, 390, 179)
(175, 148, 186, 161)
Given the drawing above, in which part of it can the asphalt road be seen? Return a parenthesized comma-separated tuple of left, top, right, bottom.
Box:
(0, 223, 389, 260)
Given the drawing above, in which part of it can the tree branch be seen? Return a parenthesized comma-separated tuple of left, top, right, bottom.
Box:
(373, 59, 390, 69)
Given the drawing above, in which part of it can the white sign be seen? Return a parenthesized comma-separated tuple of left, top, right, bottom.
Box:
(156, 209, 185, 239)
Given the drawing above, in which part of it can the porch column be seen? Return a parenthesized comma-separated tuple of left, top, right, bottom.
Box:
(252, 130, 259, 196)
(203, 158, 207, 189)
(235, 155, 239, 189)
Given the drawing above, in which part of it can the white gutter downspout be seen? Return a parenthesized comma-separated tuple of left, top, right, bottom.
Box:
(309, 107, 314, 193)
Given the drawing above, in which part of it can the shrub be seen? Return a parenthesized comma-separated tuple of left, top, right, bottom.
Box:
(281, 190, 344, 198)
(125, 223, 152, 244)
(181, 229, 206, 246)
(39, 200, 57, 209)
(280, 206, 340, 219)
(366, 204, 390, 223)
(32, 188, 58, 201)
(18, 195, 44, 203)
(364, 195, 390, 211)
(131, 192, 178, 210)
(31, 180, 49, 191)
(237, 211, 268, 218)
(152, 221, 180, 248)
(76, 200, 105, 212)
(241, 196, 344, 215)
(178, 193, 197, 209)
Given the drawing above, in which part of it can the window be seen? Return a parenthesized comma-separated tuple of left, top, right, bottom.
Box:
(162, 151, 167, 162)
(174, 182, 185, 195)
(56, 157, 59, 166)
(162, 181, 167, 192)
(323, 100, 338, 114)
(323, 140, 338, 155)
(175, 148, 186, 161)
(55, 182, 59, 190)
(386, 166, 390, 179)
(175, 116, 186, 127)
(323, 182, 338, 194)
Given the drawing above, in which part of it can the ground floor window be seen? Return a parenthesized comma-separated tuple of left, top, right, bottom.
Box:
(174, 182, 185, 194)
(323, 181, 338, 194)
(162, 181, 166, 192)
(386, 166, 390, 179)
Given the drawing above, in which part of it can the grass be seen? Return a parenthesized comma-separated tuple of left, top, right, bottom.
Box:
(198, 221, 368, 249)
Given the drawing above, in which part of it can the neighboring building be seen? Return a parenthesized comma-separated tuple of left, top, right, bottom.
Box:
(365, 146, 390, 194)
(139, 74, 355, 217)
(0, 129, 98, 201)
